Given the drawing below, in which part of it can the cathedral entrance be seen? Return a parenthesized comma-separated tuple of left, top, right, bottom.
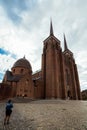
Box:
(67, 90, 71, 99)
(24, 94, 27, 97)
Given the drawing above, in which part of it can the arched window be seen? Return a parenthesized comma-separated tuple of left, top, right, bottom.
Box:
(20, 69, 23, 73)
(66, 69, 69, 85)
(13, 69, 15, 73)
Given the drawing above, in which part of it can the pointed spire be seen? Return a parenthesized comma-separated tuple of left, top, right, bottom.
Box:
(50, 19, 54, 36)
(64, 33, 68, 50)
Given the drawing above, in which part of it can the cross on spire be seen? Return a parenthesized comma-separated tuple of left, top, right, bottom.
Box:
(23, 55, 25, 59)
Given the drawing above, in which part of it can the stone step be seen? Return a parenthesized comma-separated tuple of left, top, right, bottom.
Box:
(12, 97, 35, 103)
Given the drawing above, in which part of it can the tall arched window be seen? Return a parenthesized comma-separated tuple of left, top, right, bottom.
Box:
(66, 69, 69, 85)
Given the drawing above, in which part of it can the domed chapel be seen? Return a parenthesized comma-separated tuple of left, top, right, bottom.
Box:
(2, 21, 81, 100)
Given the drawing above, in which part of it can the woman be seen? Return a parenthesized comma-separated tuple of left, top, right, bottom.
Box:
(4, 99, 13, 125)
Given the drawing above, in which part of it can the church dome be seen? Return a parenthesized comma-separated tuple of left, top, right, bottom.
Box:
(12, 57, 32, 70)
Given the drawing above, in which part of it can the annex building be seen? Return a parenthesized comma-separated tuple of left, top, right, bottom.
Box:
(1, 21, 81, 100)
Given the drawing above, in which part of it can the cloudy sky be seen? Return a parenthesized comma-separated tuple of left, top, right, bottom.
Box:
(0, 0, 87, 91)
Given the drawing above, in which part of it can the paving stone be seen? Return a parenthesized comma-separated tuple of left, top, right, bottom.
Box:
(0, 100, 87, 130)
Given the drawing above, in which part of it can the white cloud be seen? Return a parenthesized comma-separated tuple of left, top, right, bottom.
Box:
(0, 54, 15, 72)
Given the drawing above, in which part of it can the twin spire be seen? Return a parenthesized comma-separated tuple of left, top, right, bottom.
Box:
(50, 19, 54, 36)
(64, 34, 68, 51)
(50, 20, 69, 51)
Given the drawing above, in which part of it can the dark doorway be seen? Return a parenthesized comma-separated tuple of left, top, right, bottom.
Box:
(67, 90, 71, 99)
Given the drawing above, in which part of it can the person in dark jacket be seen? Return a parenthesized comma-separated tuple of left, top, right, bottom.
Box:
(4, 99, 13, 125)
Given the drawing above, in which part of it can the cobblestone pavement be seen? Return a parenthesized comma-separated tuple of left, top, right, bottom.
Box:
(0, 99, 87, 130)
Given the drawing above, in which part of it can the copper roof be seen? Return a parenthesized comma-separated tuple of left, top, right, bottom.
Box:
(12, 57, 32, 70)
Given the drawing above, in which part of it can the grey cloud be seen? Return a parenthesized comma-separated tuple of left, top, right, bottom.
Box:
(0, 0, 29, 24)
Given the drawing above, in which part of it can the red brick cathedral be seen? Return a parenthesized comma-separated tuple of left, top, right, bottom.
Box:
(1, 21, 81, 100)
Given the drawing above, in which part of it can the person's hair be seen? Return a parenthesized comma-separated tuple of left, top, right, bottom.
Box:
(8, 99, 11, 103)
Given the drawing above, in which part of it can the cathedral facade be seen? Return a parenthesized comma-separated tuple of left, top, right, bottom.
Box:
(1, 21, 81, 100)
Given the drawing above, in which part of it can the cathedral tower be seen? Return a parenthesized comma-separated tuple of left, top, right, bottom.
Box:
(42, 21, 66, 99)
(63, 34, 81, 99)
